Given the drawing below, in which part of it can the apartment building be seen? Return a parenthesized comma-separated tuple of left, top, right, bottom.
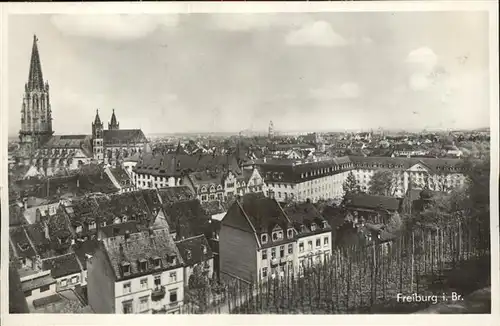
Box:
(176, 235, 215, 286)
(349, 156, 468, 197)
(283, 202, 332, 275)
(87, 228, 184, 314)
(219, 193, 332, 283)
(258, 156, 353, 203)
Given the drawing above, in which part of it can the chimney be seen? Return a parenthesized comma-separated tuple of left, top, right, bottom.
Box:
(148, 226, 154, 238)
(124, 230, 130, 241)
(263, 157, 267, 163)
(44, 222, 50, 240)
(76, 177, 80, 188)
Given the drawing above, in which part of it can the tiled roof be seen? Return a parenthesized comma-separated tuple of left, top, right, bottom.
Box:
(11, 165, 119, 200)
(99, 221, 139, 238)
(258, 157, 352, 183)
(236, 193, 290, 234)
(72, 239, 100, 264)
(10, 226, 37, 258)
(9, 205, 27, 227)
(109, 167, 132, 187)
(175, 234, 214, 266)
(102, 228, 183, 281)
(344, 194, 401, 212)
(349, 156, 467, 173)
(68, 190, 161, 229)
(283, 202, 330, 235)
(21, 274, 57, 292)
(162, 199, 211, 239)
(103, 129, 147, 146)
(44, 208, 72, 240)
(23, 223, 54, 257)
(158, 186, 195, 203)
(42, 135, 92, 149)
(201, 201, 226, 216)
(134, 153, 241, 177)
(42, 252, 82, 279)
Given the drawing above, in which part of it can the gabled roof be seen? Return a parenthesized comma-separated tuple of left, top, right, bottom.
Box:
(230, 193, 290, 235)
(72, 239, 100, 264)
(99, 221, 139, 239)
(102, 229, 183, 281)
(283, 202, 330, 235)
(134, 153, 241, 177)
(162, 199, 211, 239)
(10, 226, 37, 258)
(42, 252, 82, 279)
(175, 234, 213, 266)
(158, 186, 195, 203)
(103, 129, 147, 146)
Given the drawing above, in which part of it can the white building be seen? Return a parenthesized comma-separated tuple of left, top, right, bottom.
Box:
(87, 228, 185, 314)
(259, 157, 353, 203)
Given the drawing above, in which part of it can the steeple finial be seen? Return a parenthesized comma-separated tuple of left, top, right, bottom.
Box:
(28, 34, 44, 91)
(109, 109, 119, 130)
(94, 109, 102, 125)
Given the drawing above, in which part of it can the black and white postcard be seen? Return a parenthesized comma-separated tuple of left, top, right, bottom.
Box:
(0, 1, 498, 325)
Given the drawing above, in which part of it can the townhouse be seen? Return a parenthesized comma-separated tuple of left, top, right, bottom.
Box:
(63, 189, 165, 241)
(219, 193, 332, 283)
(87, 228, 184, 314)
(176, 235, 215, 287)
(283, 202, 332, 275)
(131, 152, 266, 203)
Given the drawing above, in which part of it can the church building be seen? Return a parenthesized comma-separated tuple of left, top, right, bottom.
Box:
(16, 35, 148, 177)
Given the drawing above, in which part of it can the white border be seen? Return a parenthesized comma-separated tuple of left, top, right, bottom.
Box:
(1, 1, 498, 326)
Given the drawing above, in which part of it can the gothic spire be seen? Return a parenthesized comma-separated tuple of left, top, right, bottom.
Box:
(108, 109, 119, 130)
(94, 109, 102, 125)
(27, 34, 45, 91)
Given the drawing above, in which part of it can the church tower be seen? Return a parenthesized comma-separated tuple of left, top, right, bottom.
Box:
(19, 35, 53, 157)
(108, 109, 120, 130)
(268, 120, 275, 139)
(92, 109, 104, 161)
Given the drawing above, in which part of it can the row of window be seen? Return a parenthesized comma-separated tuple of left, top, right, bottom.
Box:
(298, 237, 329, 253)
(261, 229, 294, 244)
(122, 289, 178, 314)
(122, 272, 178, 294)
(262, 244, 294, 260)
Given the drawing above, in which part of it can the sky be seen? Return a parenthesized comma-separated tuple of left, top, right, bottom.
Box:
(7, 12, 491, 136)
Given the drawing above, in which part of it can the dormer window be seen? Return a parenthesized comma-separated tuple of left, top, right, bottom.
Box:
(300, 225, 306, 233)
(154, 257, 161, 268)
(272, 231, 283, 241)
(287, 229, 294, 239)
(121, 262, 131, 275)
(202, 245, 207, 255)
(310, 223, 317, 231)
(261, 234, 268, 244)
(139, 259, 148, 271)
(186, 250, 192, 260)
(322, 221, 328, 229)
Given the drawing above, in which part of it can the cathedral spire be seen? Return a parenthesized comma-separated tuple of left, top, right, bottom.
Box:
(94, 109, 102, 125)
(28, 34, 45, 91)
(108, 109, 119, 130)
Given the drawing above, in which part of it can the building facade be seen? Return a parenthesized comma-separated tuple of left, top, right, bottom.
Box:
(219, 193, 332, 283)
(349, 156, 468, 197)
(87, 229, 185, 314)
(258, 157, 353, 203)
